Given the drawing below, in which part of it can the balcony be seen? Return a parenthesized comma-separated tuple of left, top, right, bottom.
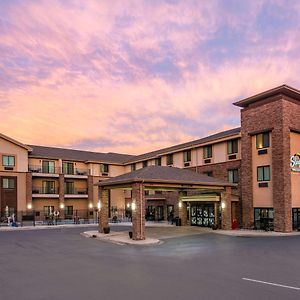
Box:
(32, 186, 59, 198)
(63, 168, 90, 178)
(29, 165, 60, 177)
(64, 188, 88, 198)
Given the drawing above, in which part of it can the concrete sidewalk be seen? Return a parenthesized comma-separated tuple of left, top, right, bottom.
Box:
(214, 229, 300, 237)
(82, 230, 161, 245)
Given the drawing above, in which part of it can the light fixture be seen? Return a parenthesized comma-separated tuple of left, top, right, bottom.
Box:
(97, 201, 101, 210)
(27, 203, 32, 210)
(178, 201, 182, 208)
(127, 203, 130, 208)
(89, 203, 93, 209)
(221, 202, 226, 209)
(60, 203, 65, 209)
(131, 202, 136, 211)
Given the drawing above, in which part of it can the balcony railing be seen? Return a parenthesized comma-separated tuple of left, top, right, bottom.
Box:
(32, 186, 59, 194)
(29, 165, 90, 175)
(63, 168, 90, 176)
(29, 165, 61, 174)
(64, 188, 88, 195)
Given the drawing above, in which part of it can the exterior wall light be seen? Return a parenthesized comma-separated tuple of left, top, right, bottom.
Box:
(60, 203, 65, 209)
(127, 203, 131, 208)
(178, 201, 182, 208)
(27, 203, 32, 210)
(97, 201, 101, 210)
(131, 202, 136, 211)
(221, 202, 226, 209)
(89, 203, 93, 209)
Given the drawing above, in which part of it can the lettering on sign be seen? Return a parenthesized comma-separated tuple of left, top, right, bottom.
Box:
(290, 153, 300, 172)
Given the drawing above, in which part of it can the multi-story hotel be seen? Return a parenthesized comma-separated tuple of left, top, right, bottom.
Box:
(1, 85, 300, 232)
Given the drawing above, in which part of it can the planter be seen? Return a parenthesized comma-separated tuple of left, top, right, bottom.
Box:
(103, 227, 110, 234)
(129, 231, 133, 239)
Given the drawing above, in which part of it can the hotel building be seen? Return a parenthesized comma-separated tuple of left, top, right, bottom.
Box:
(1, 85, 300, 232)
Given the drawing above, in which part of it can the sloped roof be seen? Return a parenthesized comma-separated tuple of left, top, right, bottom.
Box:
(124, 127, 241, 164)
(98, 166, 234, 187)
(28, 145, 134, 164)
(0, 133, 32, 151)
(233, 84, 300, 108)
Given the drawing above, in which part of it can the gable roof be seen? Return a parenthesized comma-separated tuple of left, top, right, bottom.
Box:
(28, 145, 134, 164)
(98, 165, 234, 187)
(0, 133, 32, 151)
(124, 127, 241, 164)
(233, 84, 300, 108)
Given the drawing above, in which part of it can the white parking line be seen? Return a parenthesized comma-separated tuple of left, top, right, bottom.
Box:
(242, 278, 300, 291)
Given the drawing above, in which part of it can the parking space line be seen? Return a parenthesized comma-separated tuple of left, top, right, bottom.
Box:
(242, 278, 300, 291)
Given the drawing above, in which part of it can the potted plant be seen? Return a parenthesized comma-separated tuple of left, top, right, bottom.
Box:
(129, 231, 133, 239)
(103, 227, 110, 234)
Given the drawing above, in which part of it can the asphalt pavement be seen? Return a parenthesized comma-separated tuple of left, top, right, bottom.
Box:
(1, 226, 300, 300)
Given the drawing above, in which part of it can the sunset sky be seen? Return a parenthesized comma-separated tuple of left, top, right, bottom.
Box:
(1, 0, 300, 155)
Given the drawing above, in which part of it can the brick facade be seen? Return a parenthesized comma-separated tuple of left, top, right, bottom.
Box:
(241, 96, 300, 232)
(132, 183, 145, 240)
(99, 188, 109, 233)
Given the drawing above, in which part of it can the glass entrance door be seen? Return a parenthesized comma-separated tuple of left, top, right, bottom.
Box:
(191, 204, 215, 227)
(156, 206, 164, 221)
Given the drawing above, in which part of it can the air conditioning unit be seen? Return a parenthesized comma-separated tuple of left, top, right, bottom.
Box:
(204, 159, 211, 164)
(101, 172, 109, 176)
(184, 162, 190, 167)
(167, 164, 173, 167)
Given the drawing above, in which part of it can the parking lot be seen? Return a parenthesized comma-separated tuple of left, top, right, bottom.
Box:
(1, 226, 300, 300)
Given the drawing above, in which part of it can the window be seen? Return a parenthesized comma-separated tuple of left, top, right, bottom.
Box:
(228, 169, 238, 183)
(131, 164, 136, 172)
(44, 206, 54, 216)
(204, 171, 213, 177)
(100, 164, 109, 174)
(257, 166, 270, 181)
(256, 132, 270, 149)
(42, 181, 55, 194)
(183, 150, 191, 162)
(62, 162, 74, 175)
(64, 181, 74, 194)
(227, 139, 238, 154)
(42, 160, 55, 173)
(64, 206, 73, 217)
(143, 161, 148, 168)
(2, 178, 15, 189)
(2, 155, 15, 167)
(254, 208, 274, 230)
(203, 146, 212, 159)
(155, 157, 161, 166)
(166, 154, 173, 166)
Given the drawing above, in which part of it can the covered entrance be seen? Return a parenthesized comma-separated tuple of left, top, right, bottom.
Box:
(96, 166, 236, 240)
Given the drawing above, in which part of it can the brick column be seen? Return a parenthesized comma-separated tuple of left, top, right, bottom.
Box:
(26, 172, 32, 210)
(88, 175, 94, 206)
(59, 174, 65, 219)
(178, 192, 187, 225)
(98, 188, 109, 233)
(214, 202, 219, 227)
(221, 187, 232, 230)
(132, 183, 145, 240)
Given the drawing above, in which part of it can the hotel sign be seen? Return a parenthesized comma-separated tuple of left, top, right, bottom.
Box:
(290, 153, 300, 172)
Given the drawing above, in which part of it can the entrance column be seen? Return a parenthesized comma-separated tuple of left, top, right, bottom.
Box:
(178, 191, 187, 226)
(98, 188, 109, 233)
(221, 187, 232, 230)
(132, 183, 145, 240)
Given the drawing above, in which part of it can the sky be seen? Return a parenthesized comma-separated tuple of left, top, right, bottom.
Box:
(1, 0, 300, 155)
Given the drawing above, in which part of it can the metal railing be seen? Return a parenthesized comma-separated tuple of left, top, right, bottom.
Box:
(32, 186, 59, 194)
(64, 188, 88, 195)
(29, 165, 61, 174)
(63, 168, 89, 176)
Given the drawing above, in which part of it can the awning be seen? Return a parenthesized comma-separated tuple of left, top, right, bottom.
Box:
(180, 195, 220, 202)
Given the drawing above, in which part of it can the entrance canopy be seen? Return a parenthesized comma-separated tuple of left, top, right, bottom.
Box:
(96, 166, 236, 240)
(97, 166, 234, 190)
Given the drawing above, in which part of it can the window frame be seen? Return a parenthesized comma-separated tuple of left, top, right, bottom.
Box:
(228, 169, 239, 183)
(257, 165, 270, 182)
(256, 132, 270, 149)
(100, 163, 109, 174)
(183, 150, 191, 163)
(203, 145, 212, 159)
(2, 178, 15, 189)
(227, 139, 238, 155)
(155, 157, 161, 166)
(2, 155, 15, 167)
(166, 154, 173, 166)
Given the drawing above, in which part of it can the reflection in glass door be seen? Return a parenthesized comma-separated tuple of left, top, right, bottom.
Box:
(191, 204, 215, 227)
